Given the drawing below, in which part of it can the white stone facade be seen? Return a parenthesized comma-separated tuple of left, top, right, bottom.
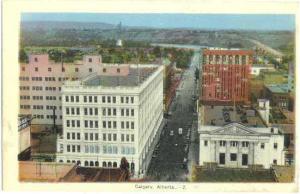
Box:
(56, 65, 164, 176)
(199, 123, 285, 169)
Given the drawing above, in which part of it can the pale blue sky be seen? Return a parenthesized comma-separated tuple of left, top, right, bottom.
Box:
(22, 13, 295, 31)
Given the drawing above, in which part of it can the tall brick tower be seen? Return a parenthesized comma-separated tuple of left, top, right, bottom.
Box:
(201, 48, 253, 105)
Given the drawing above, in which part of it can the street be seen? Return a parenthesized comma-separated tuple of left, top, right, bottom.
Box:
(146, 51, 200, 181)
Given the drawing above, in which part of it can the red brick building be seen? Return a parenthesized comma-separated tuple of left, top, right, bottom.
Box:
(201, 49, 253, 104)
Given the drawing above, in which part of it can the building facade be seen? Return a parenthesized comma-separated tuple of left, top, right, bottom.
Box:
(19, 54, 135, 126)
(201, 48, 253, 104)
(199, 123, 285, 169)
(56, 65, 164, 177)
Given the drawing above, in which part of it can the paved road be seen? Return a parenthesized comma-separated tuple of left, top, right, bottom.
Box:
(146, 51, 200, 181)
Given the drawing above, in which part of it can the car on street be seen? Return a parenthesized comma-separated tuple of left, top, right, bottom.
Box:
(170, 130, 174, 136)
(178, 128, 183, 135)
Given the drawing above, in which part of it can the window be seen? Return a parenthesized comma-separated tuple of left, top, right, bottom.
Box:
(121, 134, 124, 142)
(113, 134, 117, 141)
(103, 134, 106, 141)
(77, 145, 81, 152)
(230, 141, 238, 147)
(89, 68, 92, 72)
(121, 121, 124, 129)
(84, 108, 88, 115)
(84, 133, 88, 140)
(274, 143, 278, 149)
(76, 96, 79, 102)
(242, 141, 249, 147)
(84, 120, 88, 128)
(48, 68, 52, 72)
(271, 128, 274, 133)
(35, 67, 38, 72)
(89, 108, 93, 115)
(108, 134, 112, 141)
(103, 121, 106, 128)
(113, 121, 117, 129)
(131, 109, 134, 116)
(72, 133, 75, 140)
(65, 96, 69, 102)
(95, 134, 99, 140)
(126, 109, 129, 116)
(220, 141, 226, 147)
(126, 122, 129, 129)
(94, 96, 97, 103)
(131, 134, 134, 142)
(76, 108, 80, 115)
(261, 143, 265, 149)
(95, 108, 98, 115)
(95, 121, 98, 128)
(126, 134, 129, 142)
(75, 68, 79, 72)
(66, 108, 70, 115)
(89, 96, 92, 103)
(66, 120, 70, 127)
(126, 97, 129, 103)
(273, 159, 277, 165)
(102, 96, 106, 103)
(108, 109, 111, 116)
(121, 97, 124, 103)
(67, 133, 70, 139)
(131, 122, 134, 129)
(107, 96, 111, 103)
(230, 153, 237, 161)
(72, 145, 75, 152)
(62, 67, 65, 72)
(204, 140, 208, 146)
(89, 58, 92, 62)
(77, 133, 80, 140)
(22, 67, 25, 71)
(67, 145, 70, 152)
(84, 96, 87, 103)
(103, 68, 106, 73)
(121, 109, 124, 116)
(117, 68, 120, 73)
(108, 121, 111, 128)
(131, 97, 134, 103)
(102, 108, 106, 116)
(90, 133, 93, 141)
(113, 97, 116, 103)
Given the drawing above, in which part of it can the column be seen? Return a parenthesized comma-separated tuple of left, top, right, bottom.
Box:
(225, 140, 230, 166)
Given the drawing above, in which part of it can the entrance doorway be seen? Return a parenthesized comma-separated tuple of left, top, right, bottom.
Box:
(242, 154, 248, 166)
(219, 153, 225, 165)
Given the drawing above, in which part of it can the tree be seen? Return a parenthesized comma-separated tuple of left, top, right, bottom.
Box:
(120, 157, 130, 180)
(19, 48, 28, 63)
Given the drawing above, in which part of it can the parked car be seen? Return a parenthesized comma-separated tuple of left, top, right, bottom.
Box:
(178, 128, 183, 135)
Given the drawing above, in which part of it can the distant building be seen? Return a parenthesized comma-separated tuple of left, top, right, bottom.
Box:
(116, 39, 123, 47)
(264, 84, 291, 110)
(250, 65, 275, 76)
(201, 48, 253, 105)
(19, 54, 102, 126)
(199, 122, 285, 169)
(257, 99, 270, 125)
(56, 65, 164, 177)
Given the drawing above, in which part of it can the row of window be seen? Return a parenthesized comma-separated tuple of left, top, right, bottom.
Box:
(19, 77, 30, 81)
(20, 86, 30, 90)
(32, 86, 43, 91)
(64, 95, 135, 104)
(46, 96, 57, 100)
(20, 105, 61, 110)
(32, 105, 43, 110)
(20, 95, 30, 100)
(58, 160, 119, 168)
(66, 132, 135, 143)
(204, 140, 278, 149)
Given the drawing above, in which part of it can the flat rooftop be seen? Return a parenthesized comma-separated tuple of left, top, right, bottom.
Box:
(84, 67, 157, 87)
(202, 105, 266, 127)
(266, 84, 290, 94)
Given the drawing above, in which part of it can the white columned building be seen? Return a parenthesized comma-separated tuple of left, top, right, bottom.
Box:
(199, 122, 285, 169)
(56, 65, 164, 177)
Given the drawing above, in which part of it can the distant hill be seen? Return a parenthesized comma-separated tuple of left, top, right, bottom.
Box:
(21, 21, 116, 31)
(20, 21, 294, 51)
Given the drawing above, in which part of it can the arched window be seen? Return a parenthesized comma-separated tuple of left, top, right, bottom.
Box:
(77, 160, 81, 165)
(242, 55, 247, 65)
(67, 160, 70, 163)
(113, 162, 117, 168)
(72, 160, 76, 163)
(59, 160, 63, 163)
(108, 162, 112, 167)
(228, 55, 233, 64)
(102, 162, 107, 167)
(235, 55, 239, 64)
(216, 55, 221, 64)
(222, 55, 226, 63)
(131, 162, 135, 172)
(90, 161, 94, 167)
(95, 161, 99, 167)
(84, 161, 89, 166)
